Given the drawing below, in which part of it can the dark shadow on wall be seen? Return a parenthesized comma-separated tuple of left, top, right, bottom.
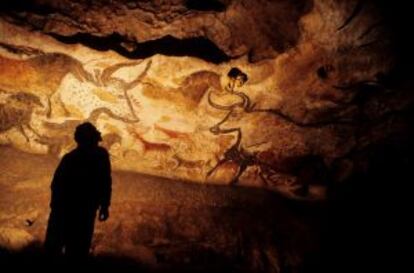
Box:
(377, 0, 414, 84)
(185, 0, 228, 12)
(0, 1, 230, 63)
(321, 2, 414, 271)
(50, 33, 231, 64)
(321, 110, 414, 273)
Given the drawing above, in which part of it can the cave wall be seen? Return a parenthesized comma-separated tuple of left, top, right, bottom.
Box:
(0, 0, 412, 199)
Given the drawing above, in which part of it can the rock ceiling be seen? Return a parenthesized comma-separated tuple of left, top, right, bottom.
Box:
(0, 0, 413, 199)
(1, 0, 311, 61)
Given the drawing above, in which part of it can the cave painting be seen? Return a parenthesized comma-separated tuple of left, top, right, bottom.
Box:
(204, 68, 314, 190)
(0, 49, 216, 180)
(0, 50, 258, 187)
(0, 1, 413, 270)
(0, 92, 43, 142)
(206, 67, 253, 184)
(0, 52, 95, 117)
(0, 47, 395, 199)
(0, 0, 410, 201)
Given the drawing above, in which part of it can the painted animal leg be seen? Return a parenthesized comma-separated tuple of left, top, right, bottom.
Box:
(123, 89, 138, 120)
(57, 93, 70, 116)
(258, 170, 270, 186)
(49, 91, 70, 117)
(26, 123, 42, 140)
(206, 157, 230, 178)
(124, 60, 153, 119)
(46, 97, 52, 118)
(230, 163, 248, 185)
(18, 125, 30, 142)
(172, 154, 181, 170)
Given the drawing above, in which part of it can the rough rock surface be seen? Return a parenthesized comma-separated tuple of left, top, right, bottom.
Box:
(1, 0, 311, 61)
(0, 146, 320, 272)
(0, 0, 413, 200)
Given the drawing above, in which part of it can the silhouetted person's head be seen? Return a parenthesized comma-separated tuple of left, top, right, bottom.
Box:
(74, 122, 102, 148)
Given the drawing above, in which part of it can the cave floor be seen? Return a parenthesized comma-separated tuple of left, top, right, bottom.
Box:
(0, 145, 325, 272)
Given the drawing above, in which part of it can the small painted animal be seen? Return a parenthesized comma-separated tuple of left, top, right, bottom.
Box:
(129, 130, 172, 153)
(0, 92, 43, 141)
(0, 53, 94, 117)
(172, 154, 207, 173)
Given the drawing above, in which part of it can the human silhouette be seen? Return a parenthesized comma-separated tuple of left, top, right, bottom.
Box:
(44, 122, 112, 259)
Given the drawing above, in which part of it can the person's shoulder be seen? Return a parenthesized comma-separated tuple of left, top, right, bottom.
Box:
(96, 146, 110, 157)
(57, 149, 78, 166)
(62, 149, 77, 160)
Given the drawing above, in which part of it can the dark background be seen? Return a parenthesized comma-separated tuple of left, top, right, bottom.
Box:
(324, 2, 414, 272)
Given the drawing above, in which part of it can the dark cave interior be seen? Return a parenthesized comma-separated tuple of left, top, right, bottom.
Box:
(0, 1, 413, 272)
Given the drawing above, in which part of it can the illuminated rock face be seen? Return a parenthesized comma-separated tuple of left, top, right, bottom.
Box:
(0, 0, 310, 61)
(0, 0, 412, 199)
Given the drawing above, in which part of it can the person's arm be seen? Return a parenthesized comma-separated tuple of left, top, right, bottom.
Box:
(50, 155, 68, 208)
(99, 149, 112, 221)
